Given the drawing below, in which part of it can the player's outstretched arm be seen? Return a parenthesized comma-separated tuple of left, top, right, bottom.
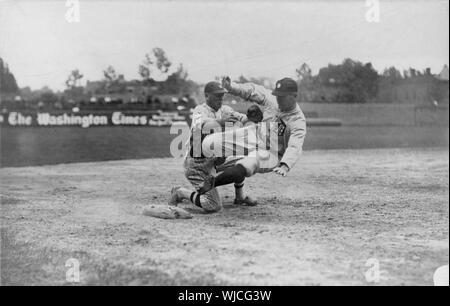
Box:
(222, 76, 276, 108)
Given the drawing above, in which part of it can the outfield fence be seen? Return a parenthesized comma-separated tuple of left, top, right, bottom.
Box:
(300, 103, 449, 126)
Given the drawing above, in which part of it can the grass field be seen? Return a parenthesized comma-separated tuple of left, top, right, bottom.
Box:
(1, 125, 448, 167)
(1, 148, 448, 285)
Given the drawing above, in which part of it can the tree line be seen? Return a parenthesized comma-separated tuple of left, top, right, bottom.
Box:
(296, 59, 445, 104)
(1, 53, 447, 105)
(65, 47, 196, 98)
(0, 58, 19, 93)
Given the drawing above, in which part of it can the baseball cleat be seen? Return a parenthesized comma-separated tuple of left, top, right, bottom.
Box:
(168, 187, 182, 206)
(234, 196, 258, 206)
(197, 175, 215, 194)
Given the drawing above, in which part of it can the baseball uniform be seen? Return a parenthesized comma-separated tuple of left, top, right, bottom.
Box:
(184, 102, 247, 212)
(202, 82, 307, 174)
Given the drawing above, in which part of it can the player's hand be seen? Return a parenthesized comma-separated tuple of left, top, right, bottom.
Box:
(273, 165, 289, 177)
(222, 76, 232, 91)
(217, 116, 238, 127)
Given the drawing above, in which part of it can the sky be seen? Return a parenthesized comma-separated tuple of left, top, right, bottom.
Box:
(0, 0, 448, 91)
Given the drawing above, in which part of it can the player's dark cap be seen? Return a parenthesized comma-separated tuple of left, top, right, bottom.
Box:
(272, 78, 298, 96)
(204, 82, 227, 94)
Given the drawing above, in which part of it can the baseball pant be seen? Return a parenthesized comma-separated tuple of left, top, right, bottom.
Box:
(202, 124, 279, 175)
(183, 156, 222, 212)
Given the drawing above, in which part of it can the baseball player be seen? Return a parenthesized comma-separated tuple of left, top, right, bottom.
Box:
(168, 81, 258, 213)
(197, 76, 307, 194)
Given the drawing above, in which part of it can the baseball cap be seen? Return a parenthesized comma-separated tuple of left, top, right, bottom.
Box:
(204, 82, 227, 94)
(272, 78, 298, 96)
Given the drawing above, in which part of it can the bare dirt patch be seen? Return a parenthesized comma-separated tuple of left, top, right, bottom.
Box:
(1, 148, 448, 285)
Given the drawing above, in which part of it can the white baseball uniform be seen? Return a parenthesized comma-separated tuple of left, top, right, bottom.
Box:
(202, 82, 307, 175)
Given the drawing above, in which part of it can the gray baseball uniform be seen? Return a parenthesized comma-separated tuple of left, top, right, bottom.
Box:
(184, 103, 246, 212)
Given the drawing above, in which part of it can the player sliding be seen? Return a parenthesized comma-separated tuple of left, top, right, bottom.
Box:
(168, 81, 259, 213)
(197, 76, 307, 194)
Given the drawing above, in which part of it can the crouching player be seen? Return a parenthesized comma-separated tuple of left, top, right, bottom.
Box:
(168, 81, 261, 213)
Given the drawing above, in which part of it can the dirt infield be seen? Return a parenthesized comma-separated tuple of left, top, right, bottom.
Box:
(1, 148, 449, 285)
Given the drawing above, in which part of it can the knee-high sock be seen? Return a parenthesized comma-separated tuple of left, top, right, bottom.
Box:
(190, 192, 202, 207)
(214, 164, 246, 188)
(234, 180, 245, 199)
